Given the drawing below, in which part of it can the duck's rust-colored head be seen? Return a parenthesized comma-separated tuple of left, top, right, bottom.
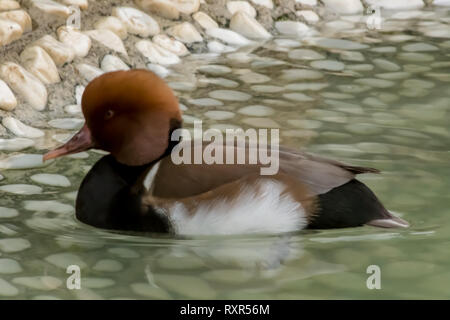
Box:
(44, 69, 182, 166)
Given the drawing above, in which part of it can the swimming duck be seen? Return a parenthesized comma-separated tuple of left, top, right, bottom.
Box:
(44, 69, 409, 235)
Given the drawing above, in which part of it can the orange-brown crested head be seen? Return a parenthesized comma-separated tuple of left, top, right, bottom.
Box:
(44, 69, 182, 166)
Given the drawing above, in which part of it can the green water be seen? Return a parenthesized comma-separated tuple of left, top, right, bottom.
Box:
(1, 10, 450, 300)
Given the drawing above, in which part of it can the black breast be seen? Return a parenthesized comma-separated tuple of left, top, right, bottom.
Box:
(75, 155, 171, 233)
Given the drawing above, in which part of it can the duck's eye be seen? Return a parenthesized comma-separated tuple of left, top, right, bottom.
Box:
(104, 110, 114, 120)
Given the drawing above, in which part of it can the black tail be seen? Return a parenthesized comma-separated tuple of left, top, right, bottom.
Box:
(308, 179, 408, 229)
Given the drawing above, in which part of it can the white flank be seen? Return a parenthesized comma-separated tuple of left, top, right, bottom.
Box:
(169, 179, 307, 235)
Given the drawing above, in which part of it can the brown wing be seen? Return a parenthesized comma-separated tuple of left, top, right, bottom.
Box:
(149, 141, 379, 199)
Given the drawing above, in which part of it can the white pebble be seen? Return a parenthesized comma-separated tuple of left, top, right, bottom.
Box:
(0, 154, 49, 170)
(0, 207, 19, 218)
(94, 16, 128, 40)
(112, 6, 160, 37)
(0, 138, 35, 151)
(280, 69, 323, 81)
(136, 40, 180, 65)
(45, 253, 87, 269)
(101, 55, 130, 72)
(310, 60, 345, 71)
(76, 63, 104, 82)
(84, 29, 128, 56)
(31, 0, 72, 17)
(153, 34, 189, 56)
(167, 22, 202, 43)
(227, 1, 256, 17)
(0, 80, 17, 111)
(188, 98, 223, 107)
(0, 17, 22, 47)
(34, 35, 74, 66)
(275, 21, 310, 37)
(193, 11, 218, 30)
(48, 118, 84, 130)
(238, 105, 274, 116)
(308, 37, 368, 50)
(322, 0, 363, 14)
(204, 111, 235, 120)
(0, 62, 47, 111)
(20, 45, 60, 84)
(0, 238, 31, 252)
(206, 28, 252, 47)
(209, 90, 251, 101)
(296, 10, 319, 24)
(230, 12, 271, 40)
(0, 259, 23, 274)
(57, 26, 92, 58)
(402, 42, 439, 52)
(0, 278, 18, 297)
(12, 276, 61, 290)
(2, 117, 44, 139)
(146, 63, 170, 78)
(30, 174, 71, 187)
(283, 92, 314, 102)
(93, 259, 123, 272)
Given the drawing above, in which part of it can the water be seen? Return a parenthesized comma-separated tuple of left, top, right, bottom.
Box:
(1, 9, 450, 299)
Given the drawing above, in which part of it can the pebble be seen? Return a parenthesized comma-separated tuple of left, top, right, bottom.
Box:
(285, 82, 328, 91)
(93, 259, 123, 272)
(402, 42, 438, 52)
(30, 174, 71, 187)
(131, 283, 171, 299)
(366, 0, 423, 10)
(287, 119, 322, 129)
(23, 200, 74, 214)
(2, 117, 44, 139)
(0, 138, 35, 152)
(322, 0, 363, 14)
(57, 26, 91, 58)
(167, 22, 202, 43)
(76, 63, 104, 82)
(310, 60, 345, 71)
(238, 105, 274, 116)
(101, 54, 130, 72)
(153, 34, 188, 56)
(204, 111, 235, 120)
(0, 80, 17, 111)
(45, 253, 87, 269)
(146, 63, 169, 78)
(230, 12, 271, 40)
(0, 10, 32, 33)
(84, 29, 128, 56)
(283, 92, 314, 102)
(0, 259, 22, 274)
(250, 85, 284, 93)
(370, 46, 396, 53)
(12, 276, 62, 291)
(206, 28, 252, 47)
(20, 45, 60, 84)
(168, 81, 196, 92)
(0, 18, 22, 46)
(34, 35, 74, 66)
(238, 71, 270, 84)
(354, 78, 395, 88)
(136, 40, 180, 65)
(241, 117, 279, 128)
(31, 0, 72, 17)
(288, 49, 325, 60)
(203, 269, 253, 284)
(94, 16, 128, 40)
(0, 207, 19, 218)
(207, 41, 236, 53)
(0, 62, 47, 111)
(275, 21, 310, 37)
(372, 58, 401, 72)
(227, 1, 256, 17)
(197, 64, 231, 76)
(345, 64, 374, 72)
(309, 38, 369, 50)
(48, 118, 85, 130)
(188, 98, 223, 109)
(112, 6, 159, 37)
(155, 274, 216, 299)
(192, 11, 218, 30)
(340, 51, 364, 62)
(280, 69, 323, 81)
(296, 10, 319, 24)
(0, 238, 31, 252)
(107, 247, 140, 258)
(208, 90, 251, 101)
(83, 277, 115, 289)
(0, 278, 18, 297)
(0, 0, 20, 11)
(403, 79, 435, 89)
(397, 52, 434, 62)
(136, 0, 199, 19)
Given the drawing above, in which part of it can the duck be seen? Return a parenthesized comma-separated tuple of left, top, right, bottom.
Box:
(43, 69, 409, 235)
